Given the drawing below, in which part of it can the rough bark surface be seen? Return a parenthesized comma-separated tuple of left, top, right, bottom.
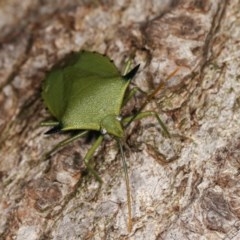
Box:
(0, 0, 239, 239)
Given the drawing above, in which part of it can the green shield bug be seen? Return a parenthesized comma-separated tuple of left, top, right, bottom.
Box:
(41, 50, 177, 231)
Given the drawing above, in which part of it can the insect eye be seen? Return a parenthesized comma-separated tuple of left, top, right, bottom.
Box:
(116, 116, 122, 121)
(101, 128, 107, 135)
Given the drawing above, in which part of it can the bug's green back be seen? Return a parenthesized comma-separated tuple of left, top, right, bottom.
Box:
(42, 51, 130, 136)
(42, 68, 67, 120)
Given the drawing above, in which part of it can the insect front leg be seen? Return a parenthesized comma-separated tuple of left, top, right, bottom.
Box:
(123, 111, 170, 137)
(83, 135, 104, 183)
(122, 86, 146, 106)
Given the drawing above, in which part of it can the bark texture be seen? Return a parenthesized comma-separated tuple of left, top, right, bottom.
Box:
(1, 0, 239, 239)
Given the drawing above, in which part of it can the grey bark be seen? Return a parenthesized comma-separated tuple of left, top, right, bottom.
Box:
(1, 0, 239, 239)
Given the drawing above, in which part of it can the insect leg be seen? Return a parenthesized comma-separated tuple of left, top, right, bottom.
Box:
(123, 67, 179, 128)
(122, 86, 146, 106)
(44, 130, 89, 159)
(83, 135, 104, 183)
(123, 111, 170, 137)
(40, 121, 60, 127)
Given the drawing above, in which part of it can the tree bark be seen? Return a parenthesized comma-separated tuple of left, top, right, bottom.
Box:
(1, 0, 239, 239)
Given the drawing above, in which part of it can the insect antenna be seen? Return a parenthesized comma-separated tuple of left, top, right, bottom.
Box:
(116, 138, 132, 232)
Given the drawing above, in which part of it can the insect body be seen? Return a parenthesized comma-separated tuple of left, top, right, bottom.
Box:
(42, 51, 137, 136)
(41, 50, 171, 231)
